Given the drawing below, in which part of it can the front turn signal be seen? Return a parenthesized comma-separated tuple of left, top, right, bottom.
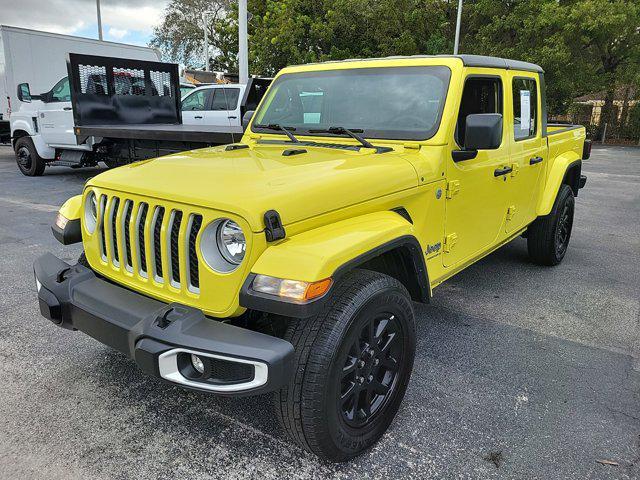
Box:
(54, 213, 69, 230)
(252, 275, 332, 302)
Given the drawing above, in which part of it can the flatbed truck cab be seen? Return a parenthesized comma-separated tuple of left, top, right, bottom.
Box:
(34, 55, 588, 462)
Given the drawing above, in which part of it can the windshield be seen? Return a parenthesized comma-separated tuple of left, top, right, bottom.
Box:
(252, 66, 451, 141)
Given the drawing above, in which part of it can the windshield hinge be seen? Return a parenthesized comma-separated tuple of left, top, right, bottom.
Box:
(446, 180, 460, 199)
(264, 210, 286, 242)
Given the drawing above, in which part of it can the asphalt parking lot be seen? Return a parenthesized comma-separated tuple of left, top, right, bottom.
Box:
(0, 144, 638, 479)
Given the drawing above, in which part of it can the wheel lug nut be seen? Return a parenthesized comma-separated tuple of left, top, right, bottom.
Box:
(358, 360, 365, 368)
(357, 376, 364, 384)
(373, 358, 379, 366)
(369, 350, 375, 357)
(368, 375, 373, 383)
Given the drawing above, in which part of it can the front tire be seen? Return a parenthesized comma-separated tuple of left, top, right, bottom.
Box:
(527, 184, 575, 266)
(275, 270, 416, 462)
(14, 137, 46, 176)
(103, 158, 123, 169)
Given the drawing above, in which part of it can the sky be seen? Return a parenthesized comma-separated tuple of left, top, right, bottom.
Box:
(0, 0, 168, 46)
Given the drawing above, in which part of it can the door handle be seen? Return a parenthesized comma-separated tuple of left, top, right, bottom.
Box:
(529, 156, 543, 165)
(194, 115, 203, 119)
(63, 107, 72, 111)
(494, 166, 513, 177)
(228, 116, 237, 119)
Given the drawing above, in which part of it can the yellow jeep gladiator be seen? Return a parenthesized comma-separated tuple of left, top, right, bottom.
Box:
(34, 55, 589, 462)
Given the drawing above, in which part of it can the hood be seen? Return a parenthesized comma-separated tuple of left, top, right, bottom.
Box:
(88, 143, 419, 231)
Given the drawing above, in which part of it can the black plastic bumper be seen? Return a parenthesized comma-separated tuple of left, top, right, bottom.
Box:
(51, 218, 81, 245)
(579, 174, 587, 189)
(33, 253, 294, 397)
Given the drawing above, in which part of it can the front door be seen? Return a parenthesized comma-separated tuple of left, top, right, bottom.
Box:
(39, 78, 77, 146)
(504, 74, 546, 233)
(443, 73, 512, 268)
(181, 88, 212, 125)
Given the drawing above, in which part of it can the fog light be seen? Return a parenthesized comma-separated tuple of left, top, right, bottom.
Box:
(191, 354, 205, 374)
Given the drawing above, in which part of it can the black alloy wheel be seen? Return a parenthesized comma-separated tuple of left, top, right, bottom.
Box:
(554, 201, 573, 257)
(339, 313, 404, 428)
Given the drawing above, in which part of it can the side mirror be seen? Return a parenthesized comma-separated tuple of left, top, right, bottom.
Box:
(452, 113, 503, 162)
(242, 110, 255, 130)
(17, 83, 32, 103)
(464, 113, 502, 150)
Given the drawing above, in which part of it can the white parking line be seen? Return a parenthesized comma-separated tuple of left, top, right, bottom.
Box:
(0, 196, 59, 212)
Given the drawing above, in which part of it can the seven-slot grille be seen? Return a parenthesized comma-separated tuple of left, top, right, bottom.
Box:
(96, 194, 203, 292)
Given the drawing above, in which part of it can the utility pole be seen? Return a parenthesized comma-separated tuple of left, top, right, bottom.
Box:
(96, 0, 103, 41)
(453, 0, 463, 54)
(202, 12, 210, 71)
(238, 0, 249, 84)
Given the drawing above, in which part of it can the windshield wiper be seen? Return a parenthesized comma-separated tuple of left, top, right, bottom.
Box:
(254, 123, 299, 143)
(308, 126, 375, 149)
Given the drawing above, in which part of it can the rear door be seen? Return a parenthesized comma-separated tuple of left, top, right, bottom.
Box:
(205, 87, 242, 126)
(504, 73, 546, 233)
(39, 77, 76, 146)
(181, 87, 212, 125)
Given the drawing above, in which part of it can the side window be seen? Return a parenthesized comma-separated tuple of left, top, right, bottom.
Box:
(210, 88, 241, 111)
(455, 77, 503, 147)
(181, 89, 209, 111)
(51, 77, 71, 102)
(512, 78, 537, 140)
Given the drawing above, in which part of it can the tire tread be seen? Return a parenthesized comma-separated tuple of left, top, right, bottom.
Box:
(275, 269, 414, 461)
(527, 184, 574, 266)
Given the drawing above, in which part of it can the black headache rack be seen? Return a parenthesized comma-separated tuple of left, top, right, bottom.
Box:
(66, 54, 260, 160)
(68, 53, 183, 127)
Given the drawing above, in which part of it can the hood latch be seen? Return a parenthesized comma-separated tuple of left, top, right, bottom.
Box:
(264, 210, 286, 242)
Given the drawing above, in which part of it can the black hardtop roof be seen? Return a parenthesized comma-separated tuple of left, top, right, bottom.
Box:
(294, 54, 544, 74)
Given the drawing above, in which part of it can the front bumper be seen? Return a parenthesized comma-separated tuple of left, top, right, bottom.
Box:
(33, 253, 294, 396)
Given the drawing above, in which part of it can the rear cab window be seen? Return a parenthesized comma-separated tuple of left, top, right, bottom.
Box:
(211, 88, 241, 111)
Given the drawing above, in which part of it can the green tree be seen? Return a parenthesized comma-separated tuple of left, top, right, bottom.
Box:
(151, 0, 639, 125)
(150, 0, 233, 70)
(560, 0, 640, 135)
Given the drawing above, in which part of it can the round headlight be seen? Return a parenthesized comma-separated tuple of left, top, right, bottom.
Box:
(84, 191, 97, 234)
(217, 219, 246, 265)
(200, 219, 246, 273)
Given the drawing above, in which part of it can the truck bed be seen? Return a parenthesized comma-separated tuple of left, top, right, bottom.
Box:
(74, 124, 244, 144)
(546, 123, 586, 161)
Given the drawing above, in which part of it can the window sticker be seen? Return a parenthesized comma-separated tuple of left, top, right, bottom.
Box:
(520, 90, 531, 132)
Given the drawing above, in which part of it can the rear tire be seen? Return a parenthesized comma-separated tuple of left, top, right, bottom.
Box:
(274, 269, 416, 462)
(14, 137, 46, 176)
(527, 184, 575, 266)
